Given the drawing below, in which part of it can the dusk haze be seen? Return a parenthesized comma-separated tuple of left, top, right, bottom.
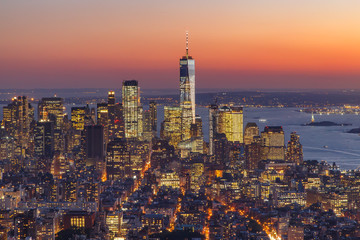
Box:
(2, 0, 360, 89)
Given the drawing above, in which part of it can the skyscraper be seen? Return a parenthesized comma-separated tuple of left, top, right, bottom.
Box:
(38, 97, 64, 130)
(149, 101, 157, 133)
(160, 106, 182, 149)
(2, 96, 33, 156)
(34, 121, 54, 158)
(209, 104, 219, 155)
(97, 102, 109, 143)
(180, 32, 195, 124)
(261, 126, 285, 161)
(71, 107, 86, 131)
(122, 80, 142, 139)
(244, 122, 259, 145)
(107, 91, 116, 139)
(286, 132, 303, 165)
(217, 106, 244, 143)
(84, 125, 104, 167)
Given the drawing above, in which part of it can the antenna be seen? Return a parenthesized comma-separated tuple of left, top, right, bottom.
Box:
(186, 31, 189, 58)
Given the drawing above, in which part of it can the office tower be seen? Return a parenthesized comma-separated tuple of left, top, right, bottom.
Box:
(149, 101, 157, 133)
(34, 121, 54, 158)
(14, 210, 36, 239)
(71, 107, 86, 131)
(122, 80, 142, 139)
(0, 135, 15, 160)
(38, 97, 64, 130)
(288, 226, 304, 240)
(106, 139, 129, 180)
(106, 138, 150, 180)
(142, 110, 153, 142)
(191, 115, 203, 138)
(113, 103, 125, 139)
(286, 132, 303, 165)
(229, 142, 246, 170)
(190, 160, 204, 193)
(84, 125, 104, 167)
(2, 96, 33, 155)
(97, 103, 109, 143)
(180, 32, 195, 123)
(160, 106, 182, 149)
(244, 122, 259, 145)
(261, 126, 285, 161)
(107, 91, 116, 138)
(217, 106, 244, 143)
(209, 104, 219, 155)
(51, 152, 68, 178)
(106, 211, 122, 236)
(245, 136, 262, 170)
(151, 139, 175, 169)
(213, 133, 230, 165)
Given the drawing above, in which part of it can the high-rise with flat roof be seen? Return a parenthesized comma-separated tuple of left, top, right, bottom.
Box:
(38, 97, 64, 130)
(122, 80, 142, 139)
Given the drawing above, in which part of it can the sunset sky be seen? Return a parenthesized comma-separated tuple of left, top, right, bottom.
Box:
(1, 0, 360, 89)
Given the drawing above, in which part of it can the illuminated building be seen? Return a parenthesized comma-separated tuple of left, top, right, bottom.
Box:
(97, 102, 109, 143)
(161, 106, 182, 149)
(149, 101, 157, 133)
(245, 136, 262, 170)
(286, 132, 303, 164)
(38, 97, 64, 130)
(122, 80, 142, 139)
(217, 106, 243, 143)
(228, 142, 246, 171)
(151, 139, 175, 169)
(51, 152, 68, 178)
(108, 91, 115, 125)
(261, 126, 285, 161)
(143, 110, 153, 142)
(35, 209, 61, 240)
(180, 32, 195, 124)
(34, 121, 54, 158)
(288, 226, 304, 240)
(14, 209, 36, 239)
(63, 211, 95, 230)
(2, 96, 33, 155)
(275, 191, 306, 207)
(106, 138, 129, 180)
(141, 214, 166, 234)
(61, 176, 77, 202)
(0, 136, 15, 160)
(106, 211, 122, 235)
(107, 90, 117, 139)
(71, 106, 86, 131)
(209, 104, 219, 155)
(114, 103, 125, 139)
(106, 138, 150, 180)
(213, 133, 229, 165)
(191, 115, 203, 138)
(190, 161, 204, 193)
(178, 137, 204, 158)
(159, 170, 180, 189)
(244, 122, 259, 145)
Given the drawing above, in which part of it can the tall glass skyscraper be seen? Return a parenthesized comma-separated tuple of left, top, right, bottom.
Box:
(122, 80, 142, 139)
(180, 33, 196, 125)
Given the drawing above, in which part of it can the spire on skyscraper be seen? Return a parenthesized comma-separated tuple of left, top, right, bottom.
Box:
(186, 31, 189, 58)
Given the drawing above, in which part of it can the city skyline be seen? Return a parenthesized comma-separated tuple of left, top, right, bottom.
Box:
(2, 1, 360, 89)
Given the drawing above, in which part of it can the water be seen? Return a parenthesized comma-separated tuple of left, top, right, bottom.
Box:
(157, 106, 360, 170)
(243, 107, 360, 170)
(2, 102, 360, 170)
